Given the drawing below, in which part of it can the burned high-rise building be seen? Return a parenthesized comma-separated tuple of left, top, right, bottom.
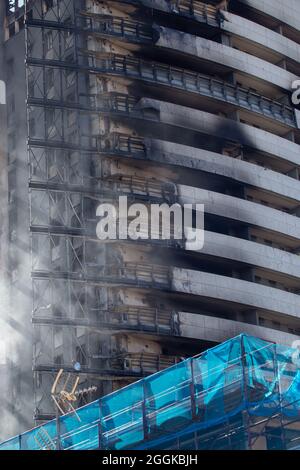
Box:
(1, 0, 300, 439)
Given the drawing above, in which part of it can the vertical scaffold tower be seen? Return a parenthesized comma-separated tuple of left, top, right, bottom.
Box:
(26, 0, 183, 423)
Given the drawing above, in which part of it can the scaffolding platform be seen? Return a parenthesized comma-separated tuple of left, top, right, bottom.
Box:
(1, 333, 300, 450)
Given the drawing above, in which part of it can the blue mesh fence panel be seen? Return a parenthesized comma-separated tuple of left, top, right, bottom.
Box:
(193, 335, 243, 426)
(60, 400, 101, 450)
(0, 436, 20, 450)
(243, 335, 279, 415)
(277, 344, 300, 419)
(145, 359, 192, 435)
(21, 419, 58, 450)
(101, 380, 144, 450)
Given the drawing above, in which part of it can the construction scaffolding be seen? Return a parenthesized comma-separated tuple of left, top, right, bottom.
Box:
(1, 334, 300, 450)
(25, 0, 189, 423)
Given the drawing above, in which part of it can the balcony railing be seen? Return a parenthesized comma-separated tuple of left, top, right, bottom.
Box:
(110, 352, 182, 373)
(32, 262, 172, 288)
(33, 351, 182, 377)
(108, 305, 174, 331)
(33, 306, 175, 332)
(97, 133, 145, 156)
(166, 0, 218, 21)
(104, 0, 219, 24)
(85, 53, 295, 128)
(105, 262, 172, 286)
(79, 13, 155, 43)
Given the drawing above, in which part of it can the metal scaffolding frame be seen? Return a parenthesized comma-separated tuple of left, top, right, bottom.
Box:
(25, 0, 188, 422)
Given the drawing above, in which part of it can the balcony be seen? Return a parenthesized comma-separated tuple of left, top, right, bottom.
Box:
(80, 13, 154, 43)
(106, 305, 174, 332)
(110, 351, 182, 374)
(32, 262, 172, 289)
(84, 53, 295, 128)
(33, 351, 182, 378)
(172, 267, 300, 320)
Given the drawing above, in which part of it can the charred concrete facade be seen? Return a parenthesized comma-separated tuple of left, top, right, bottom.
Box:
(1, 0, 300, 437)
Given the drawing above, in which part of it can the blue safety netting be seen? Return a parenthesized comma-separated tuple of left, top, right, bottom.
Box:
(1, 333, 300, 450)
